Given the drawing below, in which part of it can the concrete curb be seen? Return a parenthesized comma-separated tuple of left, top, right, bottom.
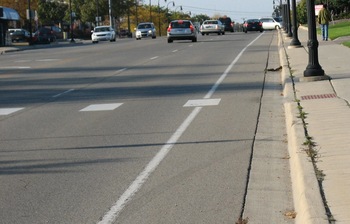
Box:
(278, 30, 329, 224)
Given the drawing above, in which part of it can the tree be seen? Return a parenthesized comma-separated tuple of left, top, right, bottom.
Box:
(38, 0, 68, 25)
(297, 0, 307, 24)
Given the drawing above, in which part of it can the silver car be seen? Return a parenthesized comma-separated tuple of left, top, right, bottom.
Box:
(135, 22, 156, 40)
(200, 20, 225, 35)
(167, 20, 197, 43)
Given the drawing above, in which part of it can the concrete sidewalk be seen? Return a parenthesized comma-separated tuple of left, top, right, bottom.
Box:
(280, 28, 350, 224)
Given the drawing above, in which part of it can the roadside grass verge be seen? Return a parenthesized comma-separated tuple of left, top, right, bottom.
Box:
(317, 21, 350, 47)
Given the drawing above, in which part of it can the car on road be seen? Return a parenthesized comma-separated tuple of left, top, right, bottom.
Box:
(219, 17, 234, 32)
(167, 20, 197, 43)
(243, 19, 263, 33)
(259, 17, 282, 30)
(91, 26, 116, 43)
(200, 20, 225, 35)
(135, 22, 156, 40)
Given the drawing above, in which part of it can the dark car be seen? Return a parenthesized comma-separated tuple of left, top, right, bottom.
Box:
(243, 19, 263, 33)
(219, 16, 234, 32)
(10, 30, 28, 42)
(34, 27, 56, 43)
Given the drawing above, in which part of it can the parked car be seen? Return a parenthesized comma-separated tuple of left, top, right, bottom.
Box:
(10, 30, 29, 42)
(200, 20, 225, 35)
(167, 20, 197, 43)
(219, 17, 234, 32)
(8, 28, 31, 42)
(135, 22, 156, 40)
(34, 27, 56, 44)
(259, 17, 282, 30)
(119, 29, 132, 38)
(243, 19, 263, 33)
(91, 26, 116, 43)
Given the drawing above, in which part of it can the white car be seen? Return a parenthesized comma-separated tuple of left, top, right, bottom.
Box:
(259, 17, 282, 30)
(91, 26, 116, 43)
(200, 20, 225, 35)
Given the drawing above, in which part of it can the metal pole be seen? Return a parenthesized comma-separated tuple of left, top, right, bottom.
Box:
(69, 0, 74, 42)
(303, 0, 325, 77)
(27, 0, 33, 45)
(109, 0, 112, 28)
(286, 0, 292, 37)
(149, 0, 152, 22)
(289, 0, 302, 47)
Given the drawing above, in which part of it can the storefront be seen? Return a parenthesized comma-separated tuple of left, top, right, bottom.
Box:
(0, 6, 20, 46)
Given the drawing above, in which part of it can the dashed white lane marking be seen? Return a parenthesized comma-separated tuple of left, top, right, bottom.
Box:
(36, 59, 60, 62)
(172, 50, 178, 52)
(150, 56, 159, 60)
(0, 66, 31, 69)
(98, 33, 264, 224)
(52, 89, 75, 98)
(80, 103, 123, 112)
(183, 99, 221, 107)
(0, 108, 24, 115)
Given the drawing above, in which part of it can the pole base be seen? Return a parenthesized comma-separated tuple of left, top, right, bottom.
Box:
(300, 75, 330, 82)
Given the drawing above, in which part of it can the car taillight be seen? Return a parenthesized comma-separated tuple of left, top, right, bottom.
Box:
(190, 25, 194, 32)
(259, 22, 262, 26)
(231, 22, 234, 27)
(167, 25, 171, 32)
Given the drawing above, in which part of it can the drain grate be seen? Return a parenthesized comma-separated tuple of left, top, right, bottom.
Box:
(301, 93, 337, 100)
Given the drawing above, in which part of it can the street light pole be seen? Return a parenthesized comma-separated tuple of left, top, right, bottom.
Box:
(158, 0, 167, 37)
(289, 0, 302, 47)
(149, 0, 152, 22)
(303, 0, 325, 77)
(27, 0, 33, 45)
(166, 1, 175, 23)
(69, 0, 74, 42)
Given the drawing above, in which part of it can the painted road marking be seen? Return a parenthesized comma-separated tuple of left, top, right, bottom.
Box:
(52, 89, 75, 98)
(80, 103, 123, 112)
(0, 108, 24, 116)
(183, 99, 221, 107)
(98, 33, 264, 224)
(172, 50, 178, 52)
(0, 66, 31, 69)
(36, 59, 60, 62)
(150, 56, 159, 60)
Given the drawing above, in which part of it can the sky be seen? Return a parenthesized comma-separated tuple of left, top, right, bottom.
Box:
(155, 0, 276, 23)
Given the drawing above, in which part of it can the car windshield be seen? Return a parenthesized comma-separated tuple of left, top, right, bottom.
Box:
(171, 21, 191, 28)
(95, 27, 110, 32)
(247, 19, 259, 23)
(204, 21, 218, 24)
(138, 24, 152, 29)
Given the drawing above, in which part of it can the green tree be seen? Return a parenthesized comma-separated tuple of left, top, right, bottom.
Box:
(38, 0, 68, 25)
(297, 0, 307, 25)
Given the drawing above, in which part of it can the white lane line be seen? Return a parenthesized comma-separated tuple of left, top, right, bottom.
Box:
(14, 60, 31, 63)
(172, 50, 178, 52)
(80, 103, 123, 112)
(98, 33, 264, 224)
(52, 89, 75, 98)
(98, 107, 202, 224)
(150, 56, 159, 60)
(36, 59, 60, 62)
(184, 99, 221, 107)
(113, 68, 127, 75)
(0, 66, 31, 69)
(189, 44, 193, 47)
(204, 33, 263, 99)
(0, 108, 24, 116)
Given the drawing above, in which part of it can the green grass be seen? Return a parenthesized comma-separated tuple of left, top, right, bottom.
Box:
(328, 21, 350, 39)
(343, 41, 350, 47)
(317, 21, 350, 39)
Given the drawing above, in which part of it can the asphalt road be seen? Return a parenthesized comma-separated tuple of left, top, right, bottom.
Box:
(0, 32, 293, 224)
